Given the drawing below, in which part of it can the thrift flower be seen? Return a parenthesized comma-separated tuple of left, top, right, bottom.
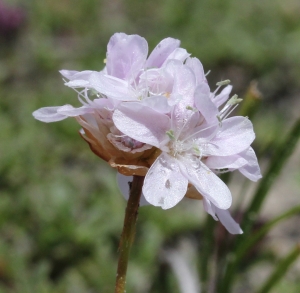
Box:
(32, 32, 261, 234)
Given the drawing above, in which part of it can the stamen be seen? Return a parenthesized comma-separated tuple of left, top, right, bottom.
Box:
(219, 94, 242, 120)
(222, 104, 239, 121)
(205, 70, 211, 76)
(186, 105, 197, 111)
(213, 80, 231, 96)
(226, 94, 242, 106)
(216, 79, 231, 86)
(166, 130, 175, 140)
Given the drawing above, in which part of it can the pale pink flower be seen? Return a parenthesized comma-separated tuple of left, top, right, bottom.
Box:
(32, 33, 193, 175)
(32, 32, 261, 234)
(113, 80, 261, 233)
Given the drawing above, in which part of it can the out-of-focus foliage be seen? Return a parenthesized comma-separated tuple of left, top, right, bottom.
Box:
(0, 0, 299, 292)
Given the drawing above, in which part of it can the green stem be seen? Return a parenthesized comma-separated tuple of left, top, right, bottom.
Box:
(114, 175, 144, 293)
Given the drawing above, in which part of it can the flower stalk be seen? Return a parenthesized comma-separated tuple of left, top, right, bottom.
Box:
(115, 175, 145, 293)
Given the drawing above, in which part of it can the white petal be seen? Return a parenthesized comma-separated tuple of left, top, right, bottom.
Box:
(32, 106, 67, 123)
(203, 199, 243, 234)
(238, 147, 262, 181)
(143, 154, 188, 209)
(117, 173, 149, 206)
(185, 57, 206, 85)
(213, 85, 232, 108)
(163, 48, 190, 64)
(179, 161, 232, 209)
(113, 102, 170, 147)
(202, 198, 218, 220)
(141, 95, 171, 113)
(194, 83, 219, 124)
(106, 33, 148, 81)
(65, 80, 90, 88)
(57, 105, 94, 117)
(170, 61, 196, 104)
(205, 155, 247, 170)
(89, 72, 137, 100)
(215, 206, 243, 234)
(205, 116, 255, 156)
(146, 37, 180, 68)
(60, 70, 94, 81)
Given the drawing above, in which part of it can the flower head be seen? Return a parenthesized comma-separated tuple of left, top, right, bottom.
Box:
(33, 33, 261, 234)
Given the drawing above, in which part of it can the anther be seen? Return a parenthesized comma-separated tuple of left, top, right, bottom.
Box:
(216, 79, 231, 86)
(166, 130, 175, 140)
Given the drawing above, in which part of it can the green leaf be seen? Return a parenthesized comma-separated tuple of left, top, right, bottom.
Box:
(256, 244, 300, 293)
(220, 205, 300, 292)
(243, 117, 300, 235)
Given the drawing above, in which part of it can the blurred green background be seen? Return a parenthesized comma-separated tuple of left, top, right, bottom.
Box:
(0, 0, 299, 292)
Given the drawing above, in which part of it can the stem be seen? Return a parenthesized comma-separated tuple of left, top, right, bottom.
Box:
(114, 175, 145, 293)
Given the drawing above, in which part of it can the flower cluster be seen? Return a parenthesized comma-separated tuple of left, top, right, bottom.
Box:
(33, 33, 261, 234)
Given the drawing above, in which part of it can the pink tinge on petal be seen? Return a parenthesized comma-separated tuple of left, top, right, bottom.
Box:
(215, 206, 243, 234)
(106, 33, 148, 82)
(32, 106, 67, 123)
(116, 173, 149, 206)
(163, 48, 190, 65)
(202, 198, 218, 220)
(143, 154, 188, 209)
(113, 102, 171, 148)
(205, 155, 248, 170)
(203, 198, 243, 234)
(141, 96, 171, 113)
(146, 37, 180, 69)
(60, 70, 94, 81)
(89, 72, 137, 101)
(205, 116, 255, 156)
(168, 60, 196, 105)
(238, 147, 262, 181)
(213, 85, 232, 108)
(57, 105, 94, 117)
(179, 161, 232, 210)
(139, 68, 173, 96)
(194, 83, 219, 124)
(185, 57, 206, 85)
(65, 80, 90, 88)
(165, 60, 196, 124)
(171, 106, 201, 139)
